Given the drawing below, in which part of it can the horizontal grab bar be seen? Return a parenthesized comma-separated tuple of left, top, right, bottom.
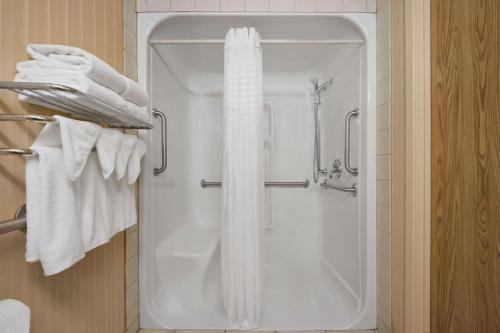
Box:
(201, 179, 310, 188)
(320, 180, 357, 197)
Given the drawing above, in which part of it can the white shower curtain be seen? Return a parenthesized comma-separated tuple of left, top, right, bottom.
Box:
(222, 27, 265, 329)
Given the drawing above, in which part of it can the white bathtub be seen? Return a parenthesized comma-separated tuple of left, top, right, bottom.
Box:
(138, 13, 376, 330)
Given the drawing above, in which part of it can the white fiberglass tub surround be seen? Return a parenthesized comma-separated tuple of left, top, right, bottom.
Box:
(139, 13, 376, 330)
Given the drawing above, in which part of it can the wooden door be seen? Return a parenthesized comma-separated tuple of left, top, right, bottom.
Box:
(431, 0, 500, 331)
(0, 1, 126, 332)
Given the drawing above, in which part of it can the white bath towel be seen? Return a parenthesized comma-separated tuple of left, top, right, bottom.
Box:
(95, 128, 123, 179)
(53, 115, 101, 181)
(18, 53, 149, 107)
(127, 139, 148, 184)
(221, 27, 265, 329)
(25, 44, 128, 94)
(15, 71, 149, 123)
(0, 299, 31, 333)
(115, 134, 137, 181)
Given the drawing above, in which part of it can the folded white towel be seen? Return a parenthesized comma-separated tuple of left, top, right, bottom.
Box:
(127, 139, 148, 184)
(25, 44, 128, 94)
(18, 52, 149, 107)
(15, 71, 149, 123)
(53, 115, 101, 181)
(115, 134, 137, 181)
(95, 128, 123, 179)
(0, 299, 31, 333)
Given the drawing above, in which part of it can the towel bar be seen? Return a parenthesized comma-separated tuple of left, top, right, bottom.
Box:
(0, 114, 57, 123)
(0, 205, 27, 235)
(201, 179, 310, 188)
(0, 148, 34, 156)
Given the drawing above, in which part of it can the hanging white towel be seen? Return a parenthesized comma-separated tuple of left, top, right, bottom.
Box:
(221, 27, 265, 329)
(95, 128, 123, 179)
(127, 139, 148, 185)
(52, 115, 101, 181)
(115, 134, 137, 181)
(14, 72, 149, 123)
(0, 299, 31, 333)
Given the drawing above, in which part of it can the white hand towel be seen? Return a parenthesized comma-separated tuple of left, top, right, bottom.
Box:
(127, 139, 148, 184)
(53, 115, 101, 181)
(0, 299, 30, 333)
(25, 44, 128, 94)
(95, 128, 123, 179)
(115, 134, 137, 181)
(14, 71, 148, 123)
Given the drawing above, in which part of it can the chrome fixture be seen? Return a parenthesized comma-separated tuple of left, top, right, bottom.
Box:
(150, 39, 365, 45)
(344, 108, 359, 176)
(320, 179, 357, 197)
(0, 81, 153, 129)
(0, 114, 57, 123)
(200, 179, 310, 188)
(311, 78, 332, 183)
(153, 108, 167, 176)
(329, 159, 343, 179)
(0, 204, 27, 235)
(0, 148, 34, 156)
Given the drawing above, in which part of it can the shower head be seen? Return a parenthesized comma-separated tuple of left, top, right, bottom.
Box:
(311, 78, 333, 93)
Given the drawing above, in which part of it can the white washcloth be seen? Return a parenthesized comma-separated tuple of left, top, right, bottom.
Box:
(15, 72, 149, 123)
(222, 27, 265, 329)
(95, 128, 123, 179)
(53, 115, 101, 181)
(0, 299, 30, 333)
(25, 44, 128, 94)
(127, 139, 148, 184)
(115, 134, 137, 181)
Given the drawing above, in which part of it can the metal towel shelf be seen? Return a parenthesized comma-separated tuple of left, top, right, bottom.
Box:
(0, 81, 153, 129)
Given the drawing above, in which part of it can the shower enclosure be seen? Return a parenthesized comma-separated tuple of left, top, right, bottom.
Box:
(138, 13, 376, 330)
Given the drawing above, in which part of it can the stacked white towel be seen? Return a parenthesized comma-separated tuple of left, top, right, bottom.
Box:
(25, 117, 147, 275)
(15, 44, 149, 121)
(0, 299, 30, 333)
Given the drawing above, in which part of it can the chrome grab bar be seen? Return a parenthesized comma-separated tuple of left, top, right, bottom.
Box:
(344, 108, 359, 176)
(201, 179, 310, 188)
(153, 108, 167, 176)
(320, 179, 357, 197)
(0, 204, 27, 235)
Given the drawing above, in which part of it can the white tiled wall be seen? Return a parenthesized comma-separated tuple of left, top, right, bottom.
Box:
(375, 0, 391, 332)
(137, 0, 377, 12)
(128, 2, 392, 332)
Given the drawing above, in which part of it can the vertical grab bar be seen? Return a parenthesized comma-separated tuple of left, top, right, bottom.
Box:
(344, 108, 359, 176)
(153, 108, 167, 176)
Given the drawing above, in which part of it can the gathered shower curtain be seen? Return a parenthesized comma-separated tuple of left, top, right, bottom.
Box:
(222, 27, 265, 329)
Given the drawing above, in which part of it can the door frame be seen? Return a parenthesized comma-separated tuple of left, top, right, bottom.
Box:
(391, 0, 431, 332)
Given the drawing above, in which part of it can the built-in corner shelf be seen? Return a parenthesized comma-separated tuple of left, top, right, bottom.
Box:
(0, 81, 153, 129)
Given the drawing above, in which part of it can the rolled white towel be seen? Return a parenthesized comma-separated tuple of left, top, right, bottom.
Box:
(0, 299, 30, 333)
(121, 77, 149, 107)
(15, 71, 148, 123)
